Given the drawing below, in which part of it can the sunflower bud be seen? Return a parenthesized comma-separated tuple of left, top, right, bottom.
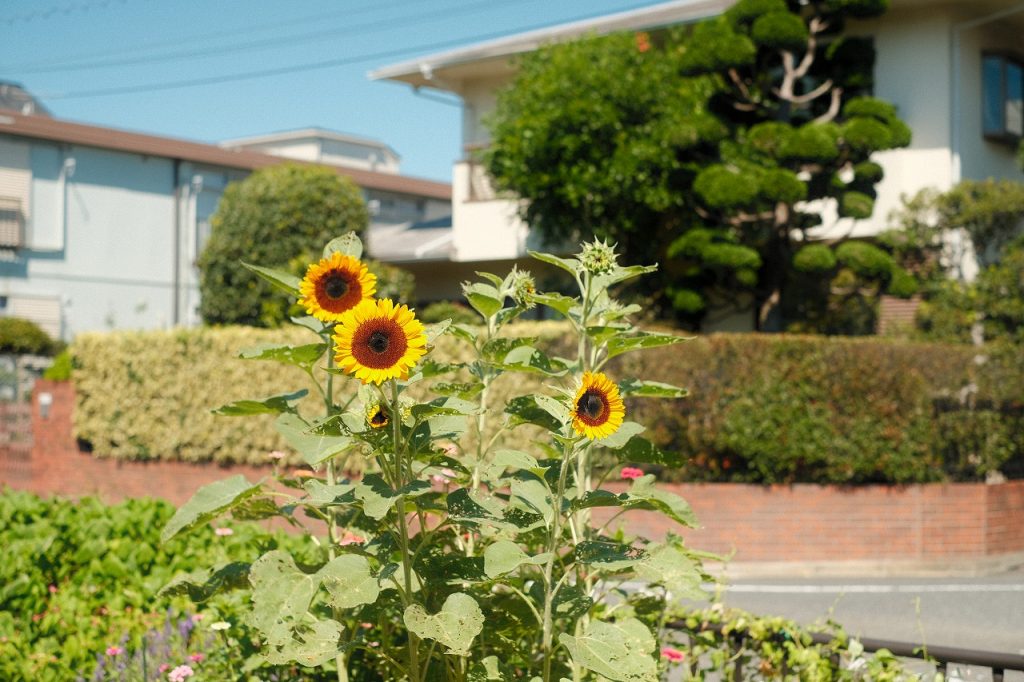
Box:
(579, 240, 618, 275)
(510, 269, 536, 309)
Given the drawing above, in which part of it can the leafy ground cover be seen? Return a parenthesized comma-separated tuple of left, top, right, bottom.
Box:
(0, 490, 915, 681)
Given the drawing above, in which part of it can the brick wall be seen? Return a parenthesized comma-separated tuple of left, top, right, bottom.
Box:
(6, 380, 1024, 564)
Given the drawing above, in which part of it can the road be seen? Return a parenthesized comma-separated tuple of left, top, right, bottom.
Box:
(708, 568, 1024, 680)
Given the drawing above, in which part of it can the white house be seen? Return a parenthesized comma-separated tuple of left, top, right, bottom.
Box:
(371, 0, 1024, 309)
(221, 128, 403, 175)
(0, 111, 451, 340)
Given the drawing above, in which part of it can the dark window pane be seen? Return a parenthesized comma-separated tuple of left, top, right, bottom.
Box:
(983, 55, 1005, 135)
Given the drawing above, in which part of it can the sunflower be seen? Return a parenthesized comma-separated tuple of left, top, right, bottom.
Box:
(366, 402, 390, 429)
(570, 371, 625, 440)
(298, 251, 376, 323)
(334, 298, 427, 384)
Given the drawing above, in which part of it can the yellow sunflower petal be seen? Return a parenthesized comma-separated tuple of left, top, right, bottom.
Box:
(297, 252, 376, 323)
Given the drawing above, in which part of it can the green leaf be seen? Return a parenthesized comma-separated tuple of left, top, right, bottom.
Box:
(634, 543, 705, 600)
(239, 343, 326, 369)
(275, 413, 352, 467)
(468, 656, 507, 681)
(483, 540, 552, 577)
(510, 476, 554, 524)
(424, 319, 451, 344)
(534, 394, 570, 425)
(559, 618, 657, 682)
(411, 397, 479, 421)
(434, 381, 485, 400)
(303, 479, 355, 506)
(320, 554, 380, 609)
(574, 541, 646, 571)
(606, 331, 691, 360)
(617, 378, 688, 399)
(159, 562, 251, 602)
(231, 496, 284, 521)
(271, 619, 345, 668)
(619, 436, 682, 467)
(595, 421, 645, 449)
(213, 389, 308, 416)
(242, 262, 301, 296)
(505, 395, 562, 431)
(481, 336, 535, 361)
(594, 264, 658, 289)
(498, 345, 571, 376)
(323, 232, 363, 259)
(248, 550, 319, 652)
(573, 475, 696, 528)
(447, 488, 515, 531)
(532, 292, 579, 318)
(420, 359, 463, 378)
(404, 592, 484, 655)
(481, 449, 544, 481)
(355, 474, 432, 520)
(475, 271, 506, 288)
(162, 475, 260, 542)
(529, 250, 583, 277)
(290, 315, 326, 334)
(464, 282, 504, 319)
(449, 324, 480, 343)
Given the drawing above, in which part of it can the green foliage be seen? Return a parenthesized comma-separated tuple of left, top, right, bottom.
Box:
(41, 350, 72, 381)
(419, 300, 479, 325)
(793, 244, 837, 273)
(626, 333, 1024, 484)
(0, 317, 57, 355)
(835, 241, 894, 278)
(485, 1, 907, 329)
(0, 489, 314, 682)
(938, 178, 1024, 259)
(365, 259, 415, 303)
(197, 163, 368, 327)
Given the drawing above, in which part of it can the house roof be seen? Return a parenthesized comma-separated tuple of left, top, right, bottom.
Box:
(0, 111, 449, 200)
(220, 127, 401, 161)
(369, 0, 733, 89)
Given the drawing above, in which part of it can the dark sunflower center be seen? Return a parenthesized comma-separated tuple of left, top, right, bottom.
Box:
(368, 331, 390, 354)
(370, 409, 388, 426)
(578, 391, 606, 420)
(324, 275, 349, 299)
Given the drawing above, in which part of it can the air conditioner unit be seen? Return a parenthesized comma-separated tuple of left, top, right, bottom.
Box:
(0, 197, 24, 249)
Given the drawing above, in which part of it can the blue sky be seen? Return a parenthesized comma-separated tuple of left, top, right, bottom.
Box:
(0, 0, 654, 182)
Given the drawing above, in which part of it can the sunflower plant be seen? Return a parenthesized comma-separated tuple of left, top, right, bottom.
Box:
(161, 233, 712, 681)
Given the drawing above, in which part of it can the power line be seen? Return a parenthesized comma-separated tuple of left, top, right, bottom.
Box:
(3, 0, 133, 26)
(42, 1, 658, 100)
(1, 0, 435, 71)
(9, 0, 535, 74)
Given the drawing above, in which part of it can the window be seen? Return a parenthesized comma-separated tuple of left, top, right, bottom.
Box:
(983, 52, 1024, 142)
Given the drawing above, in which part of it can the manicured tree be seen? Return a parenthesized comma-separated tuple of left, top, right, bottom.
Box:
(198, 164, 369, 327)
(486, 0, 913, 330)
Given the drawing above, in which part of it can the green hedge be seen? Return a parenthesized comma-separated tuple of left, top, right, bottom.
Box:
(70, 324, 1023, 482)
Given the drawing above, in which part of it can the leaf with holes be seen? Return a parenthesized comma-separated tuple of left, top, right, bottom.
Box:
(248, 550, 320, 650)
(606, 331, 690, 360)
(617, 378, 689, 399)
(483, 540, 552, 578)
(355, 474, 432, 520)
(275, 413, 352, 467)
(322, 232, 362, 259)
(634, 543, 706, 600)
(573, 476, 696, 528)
(213, 389, 308, 417)
(319, 554, 380, 609)
(558, 618, 658, 682)
(239, 343, 326, 370)
(159, 562, 251, 602)
(161, 475, 261, 542)
(404, 592, 484, 655)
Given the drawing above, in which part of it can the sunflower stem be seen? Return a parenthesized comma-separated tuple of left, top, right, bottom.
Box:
(540, 439, 575, 682)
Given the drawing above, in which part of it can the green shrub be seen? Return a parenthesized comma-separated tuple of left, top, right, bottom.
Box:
(41, 350, 72, 381)
(419, 300, 479, 325)
(197, 164, 369, 327)
(69, 325, 1023, 482)
(0, 318, 56, 356)
(0, 490, 315, 682)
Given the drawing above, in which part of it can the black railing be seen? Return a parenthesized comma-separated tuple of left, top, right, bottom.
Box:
(807, 633, 1024, 682)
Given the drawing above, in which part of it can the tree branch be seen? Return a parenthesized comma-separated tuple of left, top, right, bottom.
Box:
(813, 86, 843, 124)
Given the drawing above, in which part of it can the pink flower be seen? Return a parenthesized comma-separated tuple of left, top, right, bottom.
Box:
(105, 646, 123, 656)
(338, 530, 365, 546)
(188, 653, 205, 663)
(360, 622, 373, 629)
(191, 613, 204, 622)
(214, 527, 233, 536)
(159, 664, 170, 673)
(620, 466, 644, 480)
(48, 584, 58, 594)
(168, 664, 194, 682)
(267, 450, 286, 460)
(661, 646, 686, 663)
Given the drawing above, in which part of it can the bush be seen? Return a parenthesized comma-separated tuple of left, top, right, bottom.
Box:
(69, 325, 1024, 482)
(0, 318, 57, 356)
(419, 300, 479, 325)
(197, 164, 369, 327)
(41, 350, 72, 381)
(0, 490, 316, 681)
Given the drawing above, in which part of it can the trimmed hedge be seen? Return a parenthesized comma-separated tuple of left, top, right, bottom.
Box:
(70, 324, 1023, 482)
